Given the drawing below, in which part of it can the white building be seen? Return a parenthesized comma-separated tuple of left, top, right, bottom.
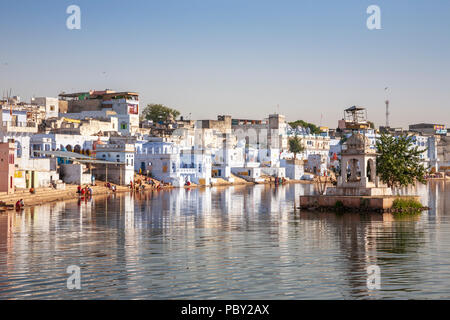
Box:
(101, 92, 139, 135)
(0, 108, 59, 189)
(96, 142, 135, 185)
(59, 90, 140, 136)
(135, 140, 212, 186)
(31, 97, 59, 119)
(409, 134, 438, 170)
(280, 159, 305, 180)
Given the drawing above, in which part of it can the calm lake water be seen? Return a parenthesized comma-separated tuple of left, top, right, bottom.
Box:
(1, 181, 450, 299)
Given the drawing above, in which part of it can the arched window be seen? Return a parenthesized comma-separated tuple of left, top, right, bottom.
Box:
(74, 145, 81, 153)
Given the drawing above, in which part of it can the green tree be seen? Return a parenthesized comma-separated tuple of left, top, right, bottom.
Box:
(288, 120, 322, 134)
(376, 133, 427, 188)
(141, 104, 180, 123)
(288, 135, 305, 160)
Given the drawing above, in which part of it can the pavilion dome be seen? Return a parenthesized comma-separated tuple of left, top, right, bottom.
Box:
(343, 133, 373, 153)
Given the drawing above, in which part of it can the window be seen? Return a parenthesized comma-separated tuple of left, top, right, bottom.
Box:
(15, 141, 22, 158)
(128, 104, 139, 114)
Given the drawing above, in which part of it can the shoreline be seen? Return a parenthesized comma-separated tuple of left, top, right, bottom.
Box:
(1, 178, 441, 213)
(0, 179, 318, 212)
(0, 184, 131, 211)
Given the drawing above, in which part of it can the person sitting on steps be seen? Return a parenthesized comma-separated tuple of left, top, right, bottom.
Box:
(15, 199, 24, 211)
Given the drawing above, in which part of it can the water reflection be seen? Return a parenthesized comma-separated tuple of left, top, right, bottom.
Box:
(0, 182, 450, 299)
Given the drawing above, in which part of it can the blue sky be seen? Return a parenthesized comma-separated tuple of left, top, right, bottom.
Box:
(1, 0, 449, 127)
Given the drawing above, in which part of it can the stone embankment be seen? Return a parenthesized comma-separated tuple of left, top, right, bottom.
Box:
(0, 175, 317, 212)
(0, 183, 130, 211)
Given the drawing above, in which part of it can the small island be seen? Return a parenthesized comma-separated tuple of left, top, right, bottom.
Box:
(300, 132, 426, 213)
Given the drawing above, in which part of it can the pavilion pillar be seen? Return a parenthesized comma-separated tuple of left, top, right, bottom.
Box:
(341, 157, 348, 183)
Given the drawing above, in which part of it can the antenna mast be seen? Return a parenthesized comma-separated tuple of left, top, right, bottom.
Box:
(385, 100, 390, 127)
(384, 87, 390, 127)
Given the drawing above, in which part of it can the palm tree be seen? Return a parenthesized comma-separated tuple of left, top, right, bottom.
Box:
(288, 135, 305, 160)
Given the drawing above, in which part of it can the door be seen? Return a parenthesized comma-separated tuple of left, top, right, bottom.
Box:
(31, 171, 36, 188)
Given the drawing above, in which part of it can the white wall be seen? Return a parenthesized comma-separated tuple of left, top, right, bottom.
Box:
(61, 164, 91, 185)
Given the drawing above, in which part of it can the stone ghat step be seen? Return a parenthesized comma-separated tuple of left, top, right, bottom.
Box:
(0, 188, 60, 196)
(0, 187, 119, 205)
(8, 187, 109, 197)
(1, 190, 74, 201)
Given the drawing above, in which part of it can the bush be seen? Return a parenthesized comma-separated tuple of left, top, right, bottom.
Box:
(334, 200, 345, 213)
(392, 198, 423, 215)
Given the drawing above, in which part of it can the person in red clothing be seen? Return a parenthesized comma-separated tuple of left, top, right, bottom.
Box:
(77, 185, 81, 194)
(81, 188, 86, 196)
(15, 199, 24, 211)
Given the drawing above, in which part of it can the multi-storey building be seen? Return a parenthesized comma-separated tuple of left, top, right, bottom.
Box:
(0, 142, 15, 194)
(59, 90, 140, 135)
(31, 97, 59, 119)
(95, 140, 135, 185)
(135, 139, 212, 186)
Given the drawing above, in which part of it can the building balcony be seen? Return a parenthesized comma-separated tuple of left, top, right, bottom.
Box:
(180, 163, 196, 169)
(178, 168, 197, 174)
(96, 144, 135, 153)
(1, 121, 38, 133)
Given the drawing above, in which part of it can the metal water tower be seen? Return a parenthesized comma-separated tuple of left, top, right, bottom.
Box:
(344, 106, 369, 130)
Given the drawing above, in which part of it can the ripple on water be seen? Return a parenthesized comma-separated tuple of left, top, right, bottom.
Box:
(1, 182, 450, 299)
